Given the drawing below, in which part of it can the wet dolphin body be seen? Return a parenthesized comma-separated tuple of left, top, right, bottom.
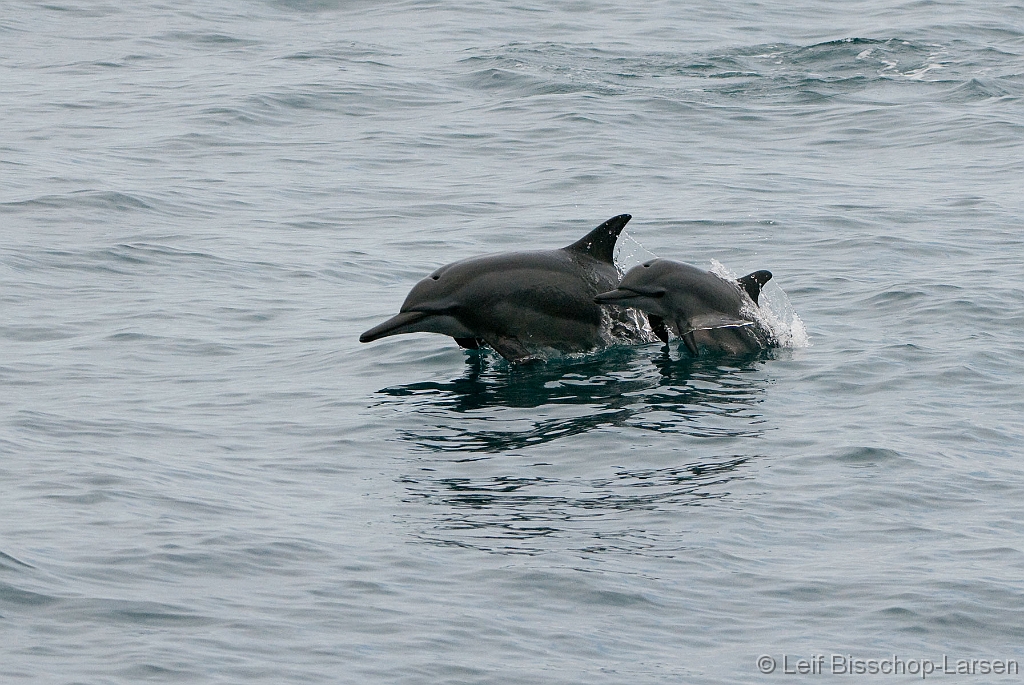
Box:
(594, 258, 776, 356)
(359, 214, 651, 362)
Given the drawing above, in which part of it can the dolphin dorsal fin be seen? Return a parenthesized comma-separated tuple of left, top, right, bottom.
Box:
(737, 270, 772, 305)
(564, 214, 631, 264)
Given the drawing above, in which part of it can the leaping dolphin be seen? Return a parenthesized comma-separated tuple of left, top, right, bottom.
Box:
(359, 214, 652, 362)
(593, 258, 776, 356)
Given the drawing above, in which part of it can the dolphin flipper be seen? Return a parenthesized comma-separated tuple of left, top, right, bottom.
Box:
(647, 314, 670, 344)
(682, 331, 700, 357)
(737, 270, 772, 305)
(455, 337, 482, 350)
(486, 336, 534, 363)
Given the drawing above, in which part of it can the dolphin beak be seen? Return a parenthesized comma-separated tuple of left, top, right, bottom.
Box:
(359, 311, 429, 342)
(593, 288, 640, 305)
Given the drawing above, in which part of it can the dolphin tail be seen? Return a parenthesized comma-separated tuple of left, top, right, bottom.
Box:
(737, 270, 772, 305)
(564, 214, 631, 264)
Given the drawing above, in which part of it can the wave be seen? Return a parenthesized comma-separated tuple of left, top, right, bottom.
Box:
(457, 36, 1023, 103)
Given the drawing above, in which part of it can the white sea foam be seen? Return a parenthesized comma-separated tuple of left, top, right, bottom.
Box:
(759, 285, 810, 349)
(710, 259, 810, 349)
(613, 230, 659, 276)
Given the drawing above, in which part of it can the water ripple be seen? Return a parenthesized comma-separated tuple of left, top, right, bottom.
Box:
(374, 349, 771, 452)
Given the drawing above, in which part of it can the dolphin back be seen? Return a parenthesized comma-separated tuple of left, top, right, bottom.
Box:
(563, 214, 631, 264)
(359, 213, 654, 361)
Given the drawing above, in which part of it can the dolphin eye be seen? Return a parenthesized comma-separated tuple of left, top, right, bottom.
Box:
(431, 275, 440, 280)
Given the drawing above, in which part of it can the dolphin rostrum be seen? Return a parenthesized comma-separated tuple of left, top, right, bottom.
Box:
(593, 258, 776, 356)
(359, 214, 653, 362)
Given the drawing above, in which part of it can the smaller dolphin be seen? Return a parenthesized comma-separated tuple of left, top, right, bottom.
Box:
(594, 258, 775, 356)
(360, 215, 652, 362)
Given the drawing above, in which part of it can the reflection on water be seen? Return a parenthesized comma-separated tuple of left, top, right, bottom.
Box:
(401, 453, 760, 555)
(376, 347, 775, 554)
(375, 346, 773, 452)
(410, 456, 752, 513)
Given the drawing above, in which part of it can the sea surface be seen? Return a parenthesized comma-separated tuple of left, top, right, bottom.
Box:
(3, 1, 1024, 682)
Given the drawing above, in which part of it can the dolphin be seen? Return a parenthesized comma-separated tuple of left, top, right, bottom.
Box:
(359, 214, 652, 362)
(593, 258, 776, 356)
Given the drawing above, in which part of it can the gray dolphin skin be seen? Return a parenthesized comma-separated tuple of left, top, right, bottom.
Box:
(593, 258, 776, 356)
(359, 214, 651, 362)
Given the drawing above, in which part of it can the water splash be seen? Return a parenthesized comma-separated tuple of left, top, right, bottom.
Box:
(709, 259, 809, 349)
(599, 305, 660, 347)
(760, 284, 810, 349)
(613, 230, 659, 276)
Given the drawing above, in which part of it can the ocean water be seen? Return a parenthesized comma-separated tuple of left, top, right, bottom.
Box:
(3, 0, 1024, 682)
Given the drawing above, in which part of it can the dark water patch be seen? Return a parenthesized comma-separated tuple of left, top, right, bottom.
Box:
(248, 91, 348, 115)
(0, 551, 36, 571)
(282, 83, 452, 118)
(159, 131, 250, 152)
(0, 17, 25, 34)
(375, 349, 769, 452)
(238, 539, 333, 575)
(13, 411, 129, 441)
(38, 3, 117, 17)
(267, 0, 378, 11)
(44, 490, 115, 506)
(32, 52, 164, 75)
(113, 242, 224, 264)
(860, 288, 929, 309)
(457, 48, 627, 97)
(397, 408, 637, 453)
(154, 31, 261, 49)
(946, 77, 1019, 102)
(0, 325, 78, 342)
(809, 233, 975, 263)
(963, 546, 1024, 560)
(280, 41, 401, 63)
(507, 570, 663, 609)
(118, 663, 200, 681)
(201, 105, 281, 127)
(834, 446, 903, 465)
(6, 242, 231, 280)
(0, 190, 156, 214)
(106, 331, 166, 343)
(60, 598, 221, 628)
(166, 337, 240, 357)
(148, 536, 332, 578)
(912, 296, 1011, 328)
(604, 457, 754, 497)
(11, 409, 215, 445)
(459, 65, 596, 97)
(0, 580, 58, 608)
